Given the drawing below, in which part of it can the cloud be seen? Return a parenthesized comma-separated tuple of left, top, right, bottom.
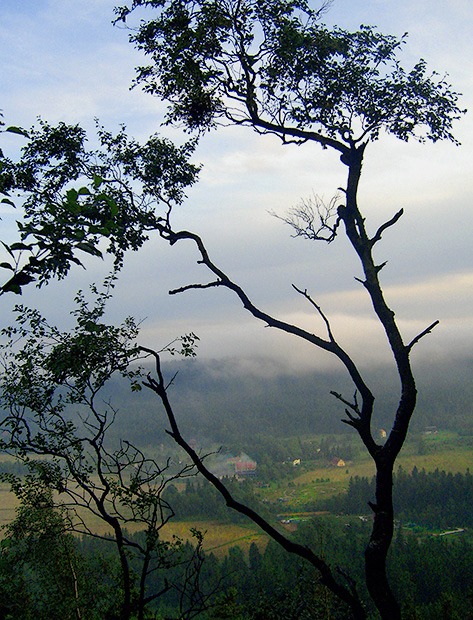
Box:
(129, 266, 473, 376)
(0, 0, 471, 382)
(0, 0, 163, 132)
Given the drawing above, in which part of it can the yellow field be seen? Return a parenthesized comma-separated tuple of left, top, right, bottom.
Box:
(1, 433, 470, 551)
(0, 484, 268, 557)
(159, 520, 269, 557)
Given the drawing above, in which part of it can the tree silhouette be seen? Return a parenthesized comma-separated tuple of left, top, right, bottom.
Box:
(113, 2, 465, 617)
(0, 277, 207, 620)
(0, 2, 466, 617)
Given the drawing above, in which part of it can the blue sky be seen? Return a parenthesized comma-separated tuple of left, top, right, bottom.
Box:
(1, 0, 472, 374)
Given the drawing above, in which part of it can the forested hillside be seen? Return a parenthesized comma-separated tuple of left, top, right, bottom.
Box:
(102, 356, 473, 447)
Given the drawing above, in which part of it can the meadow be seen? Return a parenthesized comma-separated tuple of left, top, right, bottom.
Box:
(1, 431, 471, 553)
(254, 430, 473, 509)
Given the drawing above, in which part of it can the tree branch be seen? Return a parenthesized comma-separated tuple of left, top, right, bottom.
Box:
(141, 347, 367, 620)
(161, 226, 373, 405)
(406, 320, 440, 352)
(370, 209, 404, 247)
(169, 280, 222, 295)
(292, 285, 336, 342)
(159, 225, 380, 457)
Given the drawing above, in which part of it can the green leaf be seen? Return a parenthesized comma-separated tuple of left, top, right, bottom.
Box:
(92, 173, 103, 189)
(66, 188, 78, 203)
(76, 242, 103, 257)
(0, 262, 14, 270)
(9, 242, 34, 251)
(1, 270, 36, 294)
(77, 186, 91, 196)
(5, 126, 30, 138)
(1, 197, 16, 208)
(7, 283, 22, 294)
(109, 200, 119, 217)
(97, 193, 119, 217)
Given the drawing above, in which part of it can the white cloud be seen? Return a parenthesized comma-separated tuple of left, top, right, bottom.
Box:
(0, 0, 471, 376)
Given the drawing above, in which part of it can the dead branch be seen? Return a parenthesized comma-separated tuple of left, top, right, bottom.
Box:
(330, 390, 360, 414)
(331, 390, 364, 429)
(406, 320, 440, 352)
(141, 346, 367, 620)
(272, 193, 342, 243)
(292, 284, 336, 342)
(169, 280, 222, 295)
(370, 209, 404, 247)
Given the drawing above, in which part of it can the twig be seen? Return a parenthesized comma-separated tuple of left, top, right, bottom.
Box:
(406, 320, 440, 352)
(292, 285, 336, 342)
(370, 209, 404, 246)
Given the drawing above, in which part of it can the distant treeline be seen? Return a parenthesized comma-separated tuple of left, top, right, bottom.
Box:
(322, 467, 473, 528)
(0, 461, 26, 476)
(98, 356, 473, 447)
(163, 479, 269, 524)
(3, 356, 473, 451)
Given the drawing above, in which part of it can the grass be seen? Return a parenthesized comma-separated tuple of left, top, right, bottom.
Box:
(255, 432, 473, 509)
(1, 431, 471, 551)
(159, 520, 269, 557)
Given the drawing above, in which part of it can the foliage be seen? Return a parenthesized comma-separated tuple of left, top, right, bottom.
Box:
(0, 120, 199, 293)
(0, 480, 73, 619)
(0, 473, 224, 619)
(0, 474, 121, 620)
(115, 0, 465, 145)
(1, 271, 140, 393)
(0, 278, 205, 619)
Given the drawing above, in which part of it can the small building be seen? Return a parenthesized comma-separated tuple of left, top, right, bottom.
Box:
(229, 453, 257, 477)
(331, 458, 346, 467)
(209, 452, 257, 478)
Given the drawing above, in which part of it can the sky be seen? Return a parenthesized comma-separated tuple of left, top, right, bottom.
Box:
(1, 0, 472, 377)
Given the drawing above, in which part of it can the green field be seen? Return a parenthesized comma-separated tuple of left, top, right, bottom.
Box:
(1, 431, 471, 550)
(254, 431, 473, 510)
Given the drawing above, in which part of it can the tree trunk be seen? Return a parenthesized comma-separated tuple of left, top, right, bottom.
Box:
(365, 461, 400, 620)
